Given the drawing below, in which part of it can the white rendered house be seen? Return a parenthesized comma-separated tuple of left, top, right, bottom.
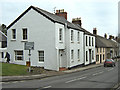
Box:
(7, 6, 95, 71)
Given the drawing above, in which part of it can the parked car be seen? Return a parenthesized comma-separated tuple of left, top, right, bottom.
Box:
(104, 59, 115, 67)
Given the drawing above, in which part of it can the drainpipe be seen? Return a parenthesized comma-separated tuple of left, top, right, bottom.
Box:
(64, 23, 69, 68)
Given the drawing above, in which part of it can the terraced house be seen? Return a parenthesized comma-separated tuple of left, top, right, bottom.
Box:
(7, 6, 95, 71)
(94, 29, 118, 64)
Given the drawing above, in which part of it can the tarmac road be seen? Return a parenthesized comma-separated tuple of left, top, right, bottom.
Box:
(2, 62, 119, 89)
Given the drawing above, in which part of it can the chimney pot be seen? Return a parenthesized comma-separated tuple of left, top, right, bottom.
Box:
(93, 27, 97, 35)
(104, 33, 107, 38)
(55, 9, 67, 20)
(72, 17, 82, 27)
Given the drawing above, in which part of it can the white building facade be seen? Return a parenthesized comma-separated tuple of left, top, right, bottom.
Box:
(7, 6, 95, 71)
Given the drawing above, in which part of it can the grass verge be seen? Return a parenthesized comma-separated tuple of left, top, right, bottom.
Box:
(1, 62, 29, 76)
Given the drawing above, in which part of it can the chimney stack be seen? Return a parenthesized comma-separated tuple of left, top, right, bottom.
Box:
(72, 17, 82, 27)
(93, 28, 97, 35)
(55, 9, 67, 20)
(109, 35, 114, 40)
(104, 33, 107, 39)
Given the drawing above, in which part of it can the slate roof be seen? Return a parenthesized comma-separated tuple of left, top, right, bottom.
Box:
(7, 6, 94, 35)
(95, 35, 118, 48)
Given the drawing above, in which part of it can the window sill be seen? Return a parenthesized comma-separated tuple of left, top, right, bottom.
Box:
(71, 41, 74, 43)
(38, 61, 44, 63)
(71, 60, 74, 63)
(77, 42, 80, 44)
(14, 60, 23, 61)
(21, 40, 28, 42)
(78, 59, 80, 61)
(59, 41, 63, 43)
(11, 39, 16, 41)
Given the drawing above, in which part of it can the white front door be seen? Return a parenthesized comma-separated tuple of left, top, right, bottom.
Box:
(59, 50, 66, 68)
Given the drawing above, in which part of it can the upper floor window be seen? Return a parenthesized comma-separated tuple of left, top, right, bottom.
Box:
(59, 28, 63, 42)
(100, 48, 102, 53)
(12, 29, 16, 39)
(77, 32, 80, 42)
(97, 48, 99, 53)
(23, 28, 27, 40)
(89, 37, 91, 46)
(86, 36, 88, 46)
(103, 48, 105, 52)
(15, 50, 23, 61)
(92, 37, 94, 46)
(71, 30, 74, 42)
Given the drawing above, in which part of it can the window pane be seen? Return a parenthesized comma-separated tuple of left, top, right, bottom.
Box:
(23, 28, 27, 40)
(15, 50, 23, 60)
(38, 51, 44, 62)
(59, 28, 62, 41)
(12, 29, 16, 39)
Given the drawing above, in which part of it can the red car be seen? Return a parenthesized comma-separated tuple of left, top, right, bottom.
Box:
(104, 59, 115, 67)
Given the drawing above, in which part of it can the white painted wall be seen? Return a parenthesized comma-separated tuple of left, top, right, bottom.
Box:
(68, 29, 84, 68)
(84, 35, 96, 65)
(7, 8, 59, 71)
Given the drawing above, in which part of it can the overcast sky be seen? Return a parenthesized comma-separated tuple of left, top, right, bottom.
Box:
(0, 0, 119, 37)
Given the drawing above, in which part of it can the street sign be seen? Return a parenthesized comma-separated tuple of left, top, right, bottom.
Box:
(24, 42, 34, 50)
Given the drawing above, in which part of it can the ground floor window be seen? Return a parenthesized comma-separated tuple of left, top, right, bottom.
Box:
(86, 51, 88, 62)
(38, 51, 44, 62)
(92, 51, 94, 59)
(103, 54, 105, 60)
(14, 50, 23, 60)
(78, 49, 80, 60)
(96, 55, 99, 61)
(1, 52, 4, 58)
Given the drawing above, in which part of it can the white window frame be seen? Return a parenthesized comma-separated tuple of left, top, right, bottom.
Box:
(12, 29, 16, 40)
(71, 30, 74, 43)
(92, 37, 94, 46)
(14, 50, 23, 61)
(22, 28, 27, 40)
(92, 50, 94, 59)
(71, 50, 74, 62)
(38, 51, 44, 62)
(78, 49, 80, 61)
(89, 37, 91, 46)
(86, 36, 88, 46)
(59, 28, 63, 42)
(86, 51, 88, 62)
(77, 31, 80, 43)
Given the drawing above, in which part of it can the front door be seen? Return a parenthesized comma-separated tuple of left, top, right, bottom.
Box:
(59, 50, 66, 68)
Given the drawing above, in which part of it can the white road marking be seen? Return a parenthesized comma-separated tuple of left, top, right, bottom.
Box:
(43, 85, 52, 88)
(12, 81, 19, 83)
(108, 68, 114, 71)
(65, 76, 86, 83)
(93, 71, 104, 76)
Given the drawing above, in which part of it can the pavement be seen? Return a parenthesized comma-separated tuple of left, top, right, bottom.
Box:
(1, 63, 104, 82)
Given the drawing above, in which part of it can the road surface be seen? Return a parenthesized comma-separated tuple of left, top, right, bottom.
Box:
(2, 62, 119, 89)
